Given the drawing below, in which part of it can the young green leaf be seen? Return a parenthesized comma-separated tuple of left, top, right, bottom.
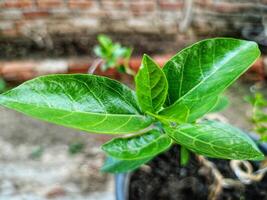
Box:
(97, 34, 113, 50)
(102, 129, 172, 160)
(0, 74, 153, 134)
(160, 38, 260, 123)
(135, 54, 168, 113)
(165, 120, 264, 160)
(101, 156, 152, 173)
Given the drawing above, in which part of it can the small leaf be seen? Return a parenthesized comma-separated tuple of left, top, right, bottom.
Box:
(0, 74, 153, 134)
(209, 95, 229, 113)
(135, 54, 168, 113)
(165, 120, 264, 160)
(160, 38, 260, 123)
(97, 34, 113, 50)
(93, 46, 104, 58)
(102, 129, 172, 160)
(101, 156, 152, 173)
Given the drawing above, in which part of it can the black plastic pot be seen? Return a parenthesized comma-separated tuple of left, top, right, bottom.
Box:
(114, 133, 267, 200)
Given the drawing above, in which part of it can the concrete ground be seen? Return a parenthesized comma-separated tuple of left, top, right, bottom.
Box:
(0, 106, 115, 200)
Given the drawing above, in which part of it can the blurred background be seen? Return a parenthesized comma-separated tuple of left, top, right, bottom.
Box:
(0, 0, 267, 199)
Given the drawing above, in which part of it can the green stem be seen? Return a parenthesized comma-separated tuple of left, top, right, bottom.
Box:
(180, 146, 190, 166)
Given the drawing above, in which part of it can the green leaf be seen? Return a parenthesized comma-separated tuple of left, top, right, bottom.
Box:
(260, 134, 267, 142)
(165, 120, 264, 160)
(98, 34, 113, 50)
(160, 38, 260, 123)
(0, 74, 153, 134)
(93, 46, 104, 58)
(135, 54, 168, 113)
(209, 95, 229, 113)
(101, 129, 172, 160)
(101, 156, 152, 173)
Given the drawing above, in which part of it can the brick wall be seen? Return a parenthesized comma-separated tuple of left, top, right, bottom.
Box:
(0, 0, 266, 58)
(0, 0, 182, 37)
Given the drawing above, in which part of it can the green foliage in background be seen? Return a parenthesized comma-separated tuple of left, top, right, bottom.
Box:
(247, 92, 267, 141)
(94, 34, 134, 75)
(0, 38, 264, 173)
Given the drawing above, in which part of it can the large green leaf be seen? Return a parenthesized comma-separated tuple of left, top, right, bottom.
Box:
(165, 120, 264, 160)
(0, 74, 153, 134)
(101, 129, 172, 160)
(101, 156, 152, 173)
(135, 54, 168, 113)
(160, 38, 260, 123)
(209, 95, 229, 113)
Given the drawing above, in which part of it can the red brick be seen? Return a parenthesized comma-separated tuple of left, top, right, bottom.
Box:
(68, 58, 91, 73)
(243, 57, 265, 81)
(0, 61, 37, 81)
(14, 20, 26, 33)
(1, 0, 33, 9)
(129, 57, 141, 72)
(195, 0, 212, 7)
(1, 61, 36, 74)
(101, 0, 126, 9)
(18, 71, 38, 81)
(0, 29, 18, 37)
(196, 1, 251, 13)
(212, 2, 250, 13)
(23, 11, 50, 19)
(130, 1, 156, 16)
(158, 0, 184, 11)
(37, 0, 64, 9)
(68, 0, 93, 9)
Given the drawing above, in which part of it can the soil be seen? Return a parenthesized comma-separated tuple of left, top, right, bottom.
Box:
(129, 146, 267, 200)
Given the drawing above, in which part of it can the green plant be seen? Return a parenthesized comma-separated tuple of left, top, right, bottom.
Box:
(93, 34, 134, 75)
(0, 38, 264, 173)
(247, 92, 267, 141)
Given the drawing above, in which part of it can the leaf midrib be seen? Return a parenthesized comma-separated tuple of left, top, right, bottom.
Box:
(144, 57, 154, 112)
(169, 128, 258, 158)
(0, 97, 147, 118)
(110, 134, 170, 154)
(173, 42, 251, 105)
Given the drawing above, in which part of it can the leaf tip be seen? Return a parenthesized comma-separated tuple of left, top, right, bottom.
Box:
(244, 39, 261, 57)
(100, 143, 108, 152)
(143, 53, 149, 57)
(142, 54, 154, 63)
(251, 150, 265, 161)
